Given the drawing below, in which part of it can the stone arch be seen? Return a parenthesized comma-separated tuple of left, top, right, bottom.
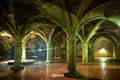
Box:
(22, 26, 63, 62)
(79, 1, 120, 62)
(79, 1, 120, 29)
(22, 30, 47, 61)
(0, 31, 14, 60)
(94, 37, 114, 58)
(89, 31, 120, 62)
(53, 27, 67, 60)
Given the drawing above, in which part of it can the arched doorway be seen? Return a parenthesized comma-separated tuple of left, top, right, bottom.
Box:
(26, 36, 46, 61)
(52, 32, 67, 62)
(94, 37, 114, 61)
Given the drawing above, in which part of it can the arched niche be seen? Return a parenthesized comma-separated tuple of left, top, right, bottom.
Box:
(0, 32, 14, 60)
(53, 32, 67, 60)
(26, 32, 46, 61)
(94, 37, 114, 58)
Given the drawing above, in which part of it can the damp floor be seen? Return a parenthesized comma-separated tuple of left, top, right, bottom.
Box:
(0, 58, 120, 80)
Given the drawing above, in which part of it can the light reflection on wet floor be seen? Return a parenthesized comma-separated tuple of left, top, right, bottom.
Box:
(0, 58, 120, 80)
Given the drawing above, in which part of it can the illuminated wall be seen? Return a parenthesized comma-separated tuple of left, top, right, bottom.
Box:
(94, 37, 113, 57)
(77, 42, 82, 57)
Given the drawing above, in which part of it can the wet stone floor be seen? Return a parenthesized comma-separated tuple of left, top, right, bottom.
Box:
(0, 59, 120, 80)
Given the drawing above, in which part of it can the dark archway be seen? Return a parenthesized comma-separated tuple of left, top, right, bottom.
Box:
(26, 36, 46, 61)
(0, 43, 7, 60)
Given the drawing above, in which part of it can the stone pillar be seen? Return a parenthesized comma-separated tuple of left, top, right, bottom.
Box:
(114, 46, 120, 59)
(112, 46, 116, 58)
(88, 44, 94, 62)
(64, 34, 79, 78)
(82, 43, 89, 63)
(22, 40, 26, 60)
(46, 42, 52, 62)
(11, 39, 24, 70)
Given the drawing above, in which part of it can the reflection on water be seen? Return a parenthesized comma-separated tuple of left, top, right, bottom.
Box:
(1, 59, 120, 80)
(100, 57, 106, 62)
(8, 70, 22, 80)
(21, 68, 25, 80)
(2, 67, 26, 80)
(45, 63, 50, 78)
(101, 62, 107, 80)
(51, 74, 64, 78)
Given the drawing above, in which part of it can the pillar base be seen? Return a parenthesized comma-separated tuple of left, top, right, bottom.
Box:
(45, 60, 53, 63)
(64, 71, 79, 78)
(8, 59, 34, 65)
(11, 65, 24, 71)
(45, 60, 51, 63)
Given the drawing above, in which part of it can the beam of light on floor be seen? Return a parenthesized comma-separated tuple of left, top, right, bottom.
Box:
(26, 46, 64, 52)
(51, 74, 64, 78)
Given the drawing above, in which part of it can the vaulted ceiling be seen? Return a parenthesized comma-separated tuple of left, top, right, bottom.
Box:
(0, 0, 120, 44)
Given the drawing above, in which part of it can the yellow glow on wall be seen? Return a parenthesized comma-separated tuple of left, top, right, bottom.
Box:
(99, 48, 107, 54)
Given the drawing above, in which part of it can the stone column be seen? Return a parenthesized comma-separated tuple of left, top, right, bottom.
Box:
(22, 39, 26, 60)
(82, 43, 89, 63)
(64, 34, 79, 78)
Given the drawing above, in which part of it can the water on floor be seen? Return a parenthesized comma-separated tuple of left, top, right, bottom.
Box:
(0, 58, 120, 80)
